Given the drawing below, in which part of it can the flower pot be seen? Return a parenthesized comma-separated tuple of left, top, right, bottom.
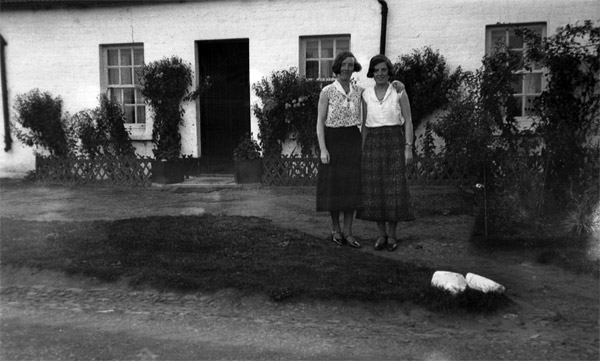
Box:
(234, 158, 263, 184)
(152, 159, 185, 184)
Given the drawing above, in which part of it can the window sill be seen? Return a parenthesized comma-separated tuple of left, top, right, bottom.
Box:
(515, 117, 536, 132)
(126, 124, 152, 141)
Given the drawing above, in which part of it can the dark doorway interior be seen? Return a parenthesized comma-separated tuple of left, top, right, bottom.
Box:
(196, 39, 250, 174)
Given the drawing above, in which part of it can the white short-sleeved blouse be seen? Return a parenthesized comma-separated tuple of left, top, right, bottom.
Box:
(322, 80, 363, 128)
(363, 84, 405, 128)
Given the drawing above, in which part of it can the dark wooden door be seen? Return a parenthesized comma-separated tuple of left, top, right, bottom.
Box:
(197, 39, 250, 163)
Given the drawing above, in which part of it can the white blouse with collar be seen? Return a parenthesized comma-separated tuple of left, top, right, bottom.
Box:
(362, 84, 405, 128)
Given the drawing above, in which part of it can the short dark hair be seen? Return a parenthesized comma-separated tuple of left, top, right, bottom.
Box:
(367, 54, 394, 78)
(331, 51, 362, 75)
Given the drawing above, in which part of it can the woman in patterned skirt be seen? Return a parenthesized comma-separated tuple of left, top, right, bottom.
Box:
(358, 54, 416, 251)
(316, 51, 364, 248)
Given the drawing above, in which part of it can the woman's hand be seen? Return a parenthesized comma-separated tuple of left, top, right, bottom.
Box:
(392, 80, 405, 93)
(320, 149, 330, 164)
(404, 147, 413, 166)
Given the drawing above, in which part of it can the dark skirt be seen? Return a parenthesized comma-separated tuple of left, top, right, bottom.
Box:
(357, 126, 415, 222)
(316, 126, 362, 212)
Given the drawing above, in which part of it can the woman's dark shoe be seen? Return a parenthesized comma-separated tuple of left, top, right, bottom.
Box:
(331, 231, 345, 246)
(387, 237, 398, 252)
(374, 236, 388, 251)
(344, 234, 361, 248)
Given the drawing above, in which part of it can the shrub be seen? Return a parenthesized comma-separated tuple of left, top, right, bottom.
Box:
(519, 20, 600, 202)
(392, 46, 463, 129)
(252, 68, 322, 157)
(561, 164, 600, 237)
(13, 89, 69, 156)
(68, 94, 135, 158)
(436, 21, 600, 237)
(433, 43, 542, 236)
(139, 56, 210, 160)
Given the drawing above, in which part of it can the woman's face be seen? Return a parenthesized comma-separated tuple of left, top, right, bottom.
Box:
(338, 57, 356, 81)
(373, 62, 390, 85)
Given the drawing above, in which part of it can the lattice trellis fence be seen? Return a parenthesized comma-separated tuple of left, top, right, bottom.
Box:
(36, 156, 153, 186)
(262, 156, 320, 186)
(261, 155, 477, 187)
(406, 156, 476, 186)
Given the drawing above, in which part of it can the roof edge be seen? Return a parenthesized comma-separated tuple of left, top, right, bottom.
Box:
(1, 0, 208, 10)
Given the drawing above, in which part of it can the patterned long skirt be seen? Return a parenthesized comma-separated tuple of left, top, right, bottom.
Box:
(357, 126, 415, 222)
(316, 126, 362, 212)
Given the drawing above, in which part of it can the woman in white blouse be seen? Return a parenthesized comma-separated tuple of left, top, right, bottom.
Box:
(358, 54, 416, 251)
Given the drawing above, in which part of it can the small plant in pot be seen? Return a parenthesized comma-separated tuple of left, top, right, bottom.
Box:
(233, 132, 263, 184)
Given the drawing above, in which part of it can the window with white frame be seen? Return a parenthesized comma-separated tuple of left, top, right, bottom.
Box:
(486, 23, 546, 119)
(100, 44, 146, 124)
(299, 35, 350, 80)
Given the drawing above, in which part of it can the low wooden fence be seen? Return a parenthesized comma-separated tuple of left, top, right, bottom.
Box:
(36, 152, 596, 188)
(34, 155, 477, 187)
(261, 155, 477, 187)
(36, 156, 153, 186)
(262, 156, 320, 186)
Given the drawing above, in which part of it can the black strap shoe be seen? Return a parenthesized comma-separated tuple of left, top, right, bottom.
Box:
(374, 236, 388, 250)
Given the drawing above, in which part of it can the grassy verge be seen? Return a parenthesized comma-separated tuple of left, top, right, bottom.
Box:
(1, 214, 510, 312)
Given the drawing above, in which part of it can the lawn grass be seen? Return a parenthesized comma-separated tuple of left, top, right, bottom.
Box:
(0, 214, 510, 313)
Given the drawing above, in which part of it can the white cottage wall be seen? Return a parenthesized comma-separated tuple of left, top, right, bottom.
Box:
(386, 0, 599, 70)
(384, 0, 599, 153)
(0, 0, 385, 176)
(0, 0, 597, 177)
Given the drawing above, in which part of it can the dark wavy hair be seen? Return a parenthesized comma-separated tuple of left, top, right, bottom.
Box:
(331, 51, 362, 75)
(367, 54, 394, 78)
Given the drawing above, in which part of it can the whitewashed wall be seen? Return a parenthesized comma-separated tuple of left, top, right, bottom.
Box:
(387, 0, 599, 71)
(1, 0, 597, 177)
(385, 0, 599, 148)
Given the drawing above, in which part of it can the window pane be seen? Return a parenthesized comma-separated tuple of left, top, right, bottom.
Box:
(531, 27, 543, 37)
(525, 96, 537, 116)
(510, 76, 522, 94)
(137, 106, 146, 124)
(336, 39, 349, 55)
(306, 60, 318, 78)
(109, 88, 121, 103)
(306, 40, 319, 58)
(121, 68, 133, 84)
(513, 96, 524, 117)
(107, 49, 119, 66)
(108, 69, 119, 85)
(508, 30, 523, 49)
(491, 29, 505, 45)
(320, 60, 333, 78)
(490, 29, 506, 53)
(509, 50, 524, 67)
(133, 48, 144, 65)
(135, 88, 144, 104)
(524, 73, 542, 94)
(124, 105, 135, 123)
(120, 49, 132, 66)
(321, 39, 333, 58)
(123, 88, 135, 104)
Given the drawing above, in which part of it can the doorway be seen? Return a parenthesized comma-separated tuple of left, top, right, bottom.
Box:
(196, 39, 250, 173)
